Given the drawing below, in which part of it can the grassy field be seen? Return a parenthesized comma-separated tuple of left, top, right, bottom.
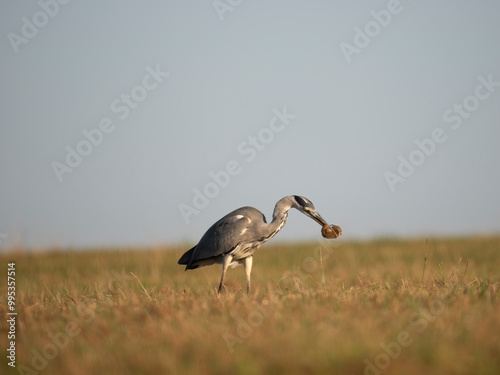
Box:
(1, 236, 499, 375)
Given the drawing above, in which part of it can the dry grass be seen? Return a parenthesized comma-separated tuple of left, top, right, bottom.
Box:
(1, 236, 499, 374)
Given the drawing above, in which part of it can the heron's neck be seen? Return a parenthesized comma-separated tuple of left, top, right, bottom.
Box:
(271, 210, 288, 231)
(258, 197, 293, 243)
(269, 197, 293, 233)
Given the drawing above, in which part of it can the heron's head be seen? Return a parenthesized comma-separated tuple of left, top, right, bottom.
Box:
(291, 195, 329, 227)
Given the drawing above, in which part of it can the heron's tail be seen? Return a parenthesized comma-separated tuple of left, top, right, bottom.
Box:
(178, 246, 196, 270)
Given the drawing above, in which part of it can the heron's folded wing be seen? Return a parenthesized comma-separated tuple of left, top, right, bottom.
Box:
(192, 213, 251, 261)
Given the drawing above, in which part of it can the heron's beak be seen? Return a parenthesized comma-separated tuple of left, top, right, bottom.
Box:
(306, 210, 329, 227)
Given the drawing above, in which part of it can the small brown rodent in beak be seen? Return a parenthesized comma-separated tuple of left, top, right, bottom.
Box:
(321, 224, 342, 239)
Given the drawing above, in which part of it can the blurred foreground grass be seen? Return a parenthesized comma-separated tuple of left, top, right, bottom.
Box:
(1, 236, 499, 375)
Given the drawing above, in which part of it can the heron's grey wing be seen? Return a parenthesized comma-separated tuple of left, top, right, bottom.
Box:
(190, 211, 252, 262)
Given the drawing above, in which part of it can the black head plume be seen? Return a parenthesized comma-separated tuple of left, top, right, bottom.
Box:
(293, 195, 313, 208)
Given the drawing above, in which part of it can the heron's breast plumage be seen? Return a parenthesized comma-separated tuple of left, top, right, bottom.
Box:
(229, 212, 288, 260)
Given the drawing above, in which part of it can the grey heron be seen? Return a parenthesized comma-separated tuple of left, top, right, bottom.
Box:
(178, 195, 341, 294)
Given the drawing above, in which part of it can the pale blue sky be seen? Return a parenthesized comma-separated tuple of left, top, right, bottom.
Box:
(1, 1, 499, 249)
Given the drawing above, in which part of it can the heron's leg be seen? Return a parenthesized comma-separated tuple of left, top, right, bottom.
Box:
(244, 255, 253, 294)
(218, 254, 233, 294)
